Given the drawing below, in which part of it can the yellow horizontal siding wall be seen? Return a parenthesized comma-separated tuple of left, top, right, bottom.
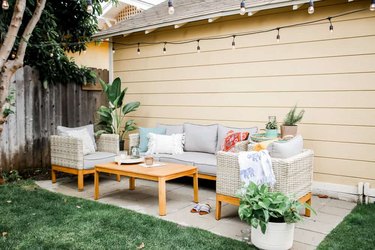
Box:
(113, 0, 375, 186)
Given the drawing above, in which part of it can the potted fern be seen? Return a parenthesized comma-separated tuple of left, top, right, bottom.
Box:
(281, 106, 305, 138)
(239, 183, 313, 249)
(96, 77, 140, 150)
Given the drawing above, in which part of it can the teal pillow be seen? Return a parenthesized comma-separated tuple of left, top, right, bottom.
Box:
(139, 127, 166, 152)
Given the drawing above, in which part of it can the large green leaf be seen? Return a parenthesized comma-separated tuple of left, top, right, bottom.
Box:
(122, 101, 140, 115)
(113, 89, 126, 108)
(108, 77, 122, 104)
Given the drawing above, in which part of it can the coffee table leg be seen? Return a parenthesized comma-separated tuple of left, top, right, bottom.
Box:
(193, 170, 199, 203)
(158, 177, 166, 216)
(129, 177, 135, 190)
(94, 170, 99, 200)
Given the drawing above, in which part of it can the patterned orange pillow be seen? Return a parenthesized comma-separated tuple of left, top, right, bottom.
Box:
(221, 130, 249, 152)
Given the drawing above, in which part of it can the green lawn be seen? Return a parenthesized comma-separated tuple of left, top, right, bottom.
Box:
(0, 181, 251, 249)
(318, 203, 375, 250)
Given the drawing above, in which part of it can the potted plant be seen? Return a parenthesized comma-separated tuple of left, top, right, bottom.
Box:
(265, 116, 278, 138)
(281, 106, 305, 138)
(96, 77, 140, 151)
(238, 183, 313, 250)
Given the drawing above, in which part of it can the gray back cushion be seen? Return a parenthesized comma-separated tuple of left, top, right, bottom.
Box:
(157, 124, 184, 135)
(217, 124, 258, 151)
(57, 124, 97, 150)
(184, 123, 218, 154)
(267, 135, 303, 159)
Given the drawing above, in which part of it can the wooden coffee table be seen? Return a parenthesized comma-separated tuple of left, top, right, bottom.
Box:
(94, 162, 199, 216)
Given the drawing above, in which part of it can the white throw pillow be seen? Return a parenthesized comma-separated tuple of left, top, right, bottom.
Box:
(66, 128, 96, 155)
(146, 133, 184, 155)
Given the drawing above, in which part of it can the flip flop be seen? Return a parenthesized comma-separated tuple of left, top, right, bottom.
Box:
(190, 203, 201, 213)
(199, 204, 211, 215)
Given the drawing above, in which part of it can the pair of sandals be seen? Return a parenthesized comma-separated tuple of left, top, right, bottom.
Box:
(190, 203, 211, 215)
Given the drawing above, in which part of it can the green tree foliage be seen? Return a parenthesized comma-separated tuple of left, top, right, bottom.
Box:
(0, 0, 114, 85)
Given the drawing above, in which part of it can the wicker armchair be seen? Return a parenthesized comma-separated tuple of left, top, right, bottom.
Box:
(50, 134, 119, 191)
(216, 142, 314, 220)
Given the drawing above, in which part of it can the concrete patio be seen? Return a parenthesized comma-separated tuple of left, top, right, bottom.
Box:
(36, 176, 356, 249)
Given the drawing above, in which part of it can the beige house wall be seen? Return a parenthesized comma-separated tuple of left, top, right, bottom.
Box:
(113, 0, 375, 187)
(67, 42, 110, 70)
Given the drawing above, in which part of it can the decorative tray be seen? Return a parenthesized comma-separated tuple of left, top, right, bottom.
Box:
(115, 156, 144, 165)
(250, 133, 280, 142)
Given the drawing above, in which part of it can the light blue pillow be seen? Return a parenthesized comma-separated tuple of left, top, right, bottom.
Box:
(139, 127, 166, 152)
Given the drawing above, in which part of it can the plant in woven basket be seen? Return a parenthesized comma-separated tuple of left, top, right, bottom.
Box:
(283, 106, 305, 126)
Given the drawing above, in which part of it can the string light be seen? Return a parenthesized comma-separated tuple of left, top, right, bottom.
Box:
(137, 43, 140, 55)
(308, 0, 315, 14)
(370, 0, 375, 11)
(232, 35, 236, 49)
(2, 0, 9, 10)
(276, 28, 280, 43)
(168, 0, 175, 15)
(328, 17, 334, 33)
(240, 0, 246, 15)
(86, 0, 93, 14)
(163, 42, 167, 54)
(196, 40, 201, 53)
(112, 46, 116, 54)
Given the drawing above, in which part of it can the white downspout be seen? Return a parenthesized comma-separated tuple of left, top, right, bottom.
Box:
(109, 37, 114, 83)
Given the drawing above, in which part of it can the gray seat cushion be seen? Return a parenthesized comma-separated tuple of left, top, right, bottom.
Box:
(57, 124, 97, 150)
(184, 123, 218, 154)
(83, 152, 116, 169)
(157, 124, 184, 135)
(217, 124, 258, 151)
(154, 152, 217, 176)
(267, 135, 303, 159)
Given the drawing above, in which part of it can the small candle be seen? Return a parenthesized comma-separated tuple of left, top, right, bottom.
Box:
(145, 156, 154, 166)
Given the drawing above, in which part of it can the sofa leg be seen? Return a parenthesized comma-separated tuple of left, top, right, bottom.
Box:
(216, 197, 222, 220)
(305, 197, 312, 217)
(51, 167, 56, 184)
(78, 170, 84, 192)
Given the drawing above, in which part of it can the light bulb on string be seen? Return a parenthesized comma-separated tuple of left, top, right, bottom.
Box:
(276, 28, 280, 43)
(196, 40, 201, 53)
(163, 42, 167, 54)
(86, 0, 93, 14)
(50, 53, 54, 58)
(240, 0, 246, 15)
(2, 0, 9, 10)
(168, 0, 175, 15)
(328, 17, 334, 33)
(232, 35, 236, 50)
(370, 0, 375, 11)
(112, 46, 116, 54)
(308, 0, 314, 14)
(137, 43, 141, 55)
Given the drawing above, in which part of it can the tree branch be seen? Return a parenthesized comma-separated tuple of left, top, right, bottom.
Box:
(0, 0, 26, 70)
(14, 0, 47, 69)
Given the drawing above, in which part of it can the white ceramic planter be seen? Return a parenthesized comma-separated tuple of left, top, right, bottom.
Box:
(251, 222, 295, 250)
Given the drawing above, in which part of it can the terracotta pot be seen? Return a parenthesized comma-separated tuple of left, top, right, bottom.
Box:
(280, 125, 298, 139)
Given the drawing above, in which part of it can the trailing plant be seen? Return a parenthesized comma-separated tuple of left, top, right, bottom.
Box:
(265, 119, 278, 130)
(238, 183, 313, 234)
(96, 77, 140, 139)
(283, 106, 305, 126)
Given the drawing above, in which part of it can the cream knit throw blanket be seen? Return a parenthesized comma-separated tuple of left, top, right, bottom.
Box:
(238, 150, 276, 187)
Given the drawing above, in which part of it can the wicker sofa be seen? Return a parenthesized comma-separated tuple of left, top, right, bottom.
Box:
(215, 141, 314, 220)
(50, 133, 119, 191)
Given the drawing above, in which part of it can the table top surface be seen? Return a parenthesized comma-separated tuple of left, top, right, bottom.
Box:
(95, 162, 197, 177)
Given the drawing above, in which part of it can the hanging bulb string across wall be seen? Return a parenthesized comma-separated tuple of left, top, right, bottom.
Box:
(21, 8, 369, 54)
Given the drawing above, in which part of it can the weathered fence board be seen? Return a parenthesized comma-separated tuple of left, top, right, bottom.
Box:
(0, 66, 108, 172)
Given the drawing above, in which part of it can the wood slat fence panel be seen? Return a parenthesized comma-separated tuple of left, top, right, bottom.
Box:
(0, 66, 108, 172)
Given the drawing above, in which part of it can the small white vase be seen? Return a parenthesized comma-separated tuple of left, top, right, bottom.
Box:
(251, 222, 295, 250)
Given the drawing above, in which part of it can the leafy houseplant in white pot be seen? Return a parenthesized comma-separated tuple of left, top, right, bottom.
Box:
(281, 106, 305, 139)
(238, 183, 312, 250)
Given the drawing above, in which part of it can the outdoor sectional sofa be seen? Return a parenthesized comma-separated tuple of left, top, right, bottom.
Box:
(129, 123, 313, 219)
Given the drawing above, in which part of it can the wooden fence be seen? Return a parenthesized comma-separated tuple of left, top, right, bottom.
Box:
(0, 66, 108, 172)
